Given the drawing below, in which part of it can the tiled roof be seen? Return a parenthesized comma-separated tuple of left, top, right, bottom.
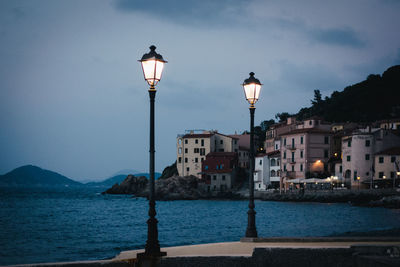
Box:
(280, 128, 332, 136)
(182, 133, 214, 138)
(266, 150, 281, 157)
(375, 147, 400, 155)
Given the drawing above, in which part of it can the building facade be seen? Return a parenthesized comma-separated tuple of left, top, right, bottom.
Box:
(201, 152, 238, 192)
(374, 147, 400, 188)
(176, 130, 239, 177)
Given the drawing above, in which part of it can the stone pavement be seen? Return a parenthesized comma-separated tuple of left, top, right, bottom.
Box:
(114, 237, 400, 260)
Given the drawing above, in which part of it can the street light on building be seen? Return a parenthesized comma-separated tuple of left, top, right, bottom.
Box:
(242, 72, 262, 238)
(357, 176, 361, 190)
(138, 45, 167, 260)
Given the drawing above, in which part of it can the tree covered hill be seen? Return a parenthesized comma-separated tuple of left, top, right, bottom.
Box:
(296, 65, 400, 122)
(0, 165, 82, 186)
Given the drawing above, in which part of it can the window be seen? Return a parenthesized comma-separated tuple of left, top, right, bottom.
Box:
(348, 140, 351, 147)
(292, 138, 295, 147)
(201, 158, 204, 162)
(379, 157, 384, 163)
(291, 152, 295, 161)
(178, 157, 182, 163)
(259, 160, 262, 165)
(353, 171, 358, 181)
(178, 147, 182, 154)
(391, 172, 395, 178)
(200, 148, 205, 156)
(194, 148, 199, 153)
(309, 120, 312, 125)
(291, 165, 294, 172)
(201, 139, 204, 146)
(234, 140, 237, 145)
(324, 149, 328, 158)
(184, 158, 188, 163)
(300, 150, 303, 158)
(391, 156, 396, 163)
(275, 144, 278, 150)
(347, 155, 351, 162)
(365, 140, 370, 147)
(178, 139, 182, 144)
(324, 136, 329, 144)
(185, 148, 188, 153)
(283, 152, 286, 159)
(213, 185, 216, 191)
(284, 164, 287, 171)
(219, 149, 224, 152)
(365, 154, 370, 160)
(213, 175, 216, 180)
(284, 138, 286, 146)
(186, 167, 189, 172)
(205, 165, 208, 170)
(195, 158, 198, 163)
(222, 175, 226, 181)
(379, 172, 384, 178)
(220, 140, 223, 144)
(301, 136, 304, 144)
(220, 164, 224, 169)
(195, 139, 198, 144)
(185, 139, 188, 144)
(300, 164, 303, 171)
(339, 165, 342, 173)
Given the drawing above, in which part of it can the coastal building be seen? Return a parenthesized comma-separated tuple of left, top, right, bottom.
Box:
(280, 118, 332, 185)
(341, 127, 400, 189)
(201, 152, 238, 192)
(229, 133, 251, 169)
(264, 118, 296, 154)
(379, 118, 400, 130)
(254, 154, 269, 190)
(373, 147, 400, 188)
(268, 150, 281, 189)
(176, 130, 239, 178)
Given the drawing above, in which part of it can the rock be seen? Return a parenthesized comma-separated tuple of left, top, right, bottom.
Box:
(103, 175, 148, 195)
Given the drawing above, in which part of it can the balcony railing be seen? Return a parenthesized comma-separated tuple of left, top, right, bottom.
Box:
(286, 145, 296, 150)
(285, 171, 296, 178)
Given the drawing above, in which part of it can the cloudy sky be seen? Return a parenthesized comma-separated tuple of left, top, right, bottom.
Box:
(1, 0, 399, 181)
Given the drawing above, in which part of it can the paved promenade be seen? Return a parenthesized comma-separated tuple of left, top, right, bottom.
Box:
(114, 237, 400, 260)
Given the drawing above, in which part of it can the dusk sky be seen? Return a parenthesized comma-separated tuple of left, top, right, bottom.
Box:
(1, 0, 399, 181)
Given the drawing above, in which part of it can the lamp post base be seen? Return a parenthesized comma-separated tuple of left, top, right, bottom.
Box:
(136, 251, 167, 267)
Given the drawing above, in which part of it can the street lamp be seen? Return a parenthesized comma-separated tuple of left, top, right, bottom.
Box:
(138, 45, 167, 260)
(242, 72, 262, 238)
(357, 176, 361, 190)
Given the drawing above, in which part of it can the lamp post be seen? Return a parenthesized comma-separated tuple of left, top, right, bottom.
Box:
(242, 72, 262, 238)
(357, 176, 360, 190)
(138, 45, 167, 259)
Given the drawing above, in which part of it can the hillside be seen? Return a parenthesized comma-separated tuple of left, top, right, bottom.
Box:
(85, 174, 128, 187)
(0, 165, 82, 186)
(296, 65, 400, 122)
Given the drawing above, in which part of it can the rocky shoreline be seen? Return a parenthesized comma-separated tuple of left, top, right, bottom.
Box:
(103, 175, 400, 208)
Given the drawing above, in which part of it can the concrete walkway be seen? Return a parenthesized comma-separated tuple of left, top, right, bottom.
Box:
(114, 238, 400, 260)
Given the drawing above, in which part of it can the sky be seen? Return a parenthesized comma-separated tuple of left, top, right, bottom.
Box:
(1, 0, 400, 181)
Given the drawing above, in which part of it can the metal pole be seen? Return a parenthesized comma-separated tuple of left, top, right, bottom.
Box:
(245, 106, 257, 238)
(143, 86, 165, 257)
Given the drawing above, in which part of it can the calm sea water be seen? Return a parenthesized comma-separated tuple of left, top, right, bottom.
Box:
(1, 186, 400, 265)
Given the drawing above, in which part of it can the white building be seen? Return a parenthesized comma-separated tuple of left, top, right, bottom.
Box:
(254, 154, 269, 190)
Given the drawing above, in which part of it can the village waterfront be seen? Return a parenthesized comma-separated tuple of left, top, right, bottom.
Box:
(1, 186, 400, 266)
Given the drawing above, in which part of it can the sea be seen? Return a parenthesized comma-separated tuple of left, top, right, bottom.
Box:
(1, 186, 400, 266)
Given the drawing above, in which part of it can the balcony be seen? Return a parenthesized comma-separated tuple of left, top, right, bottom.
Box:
(285, 145, 296, 150)
(285, 171, 296, 178)
(288, 159, 296, 164)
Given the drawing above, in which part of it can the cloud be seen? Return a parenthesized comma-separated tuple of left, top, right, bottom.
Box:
(308, 27, 365, 48)
(113, 0, 246, 26)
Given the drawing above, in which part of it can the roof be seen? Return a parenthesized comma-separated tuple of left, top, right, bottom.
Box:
(280, 128, 332, 136)
(375, 147, 400, 156)
(266, 150, 280, 157)
(182, 133, 214, 139)
(206, 152, 237, 157)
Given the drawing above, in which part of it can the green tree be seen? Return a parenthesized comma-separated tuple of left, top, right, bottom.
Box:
(275, 112, 292, 122)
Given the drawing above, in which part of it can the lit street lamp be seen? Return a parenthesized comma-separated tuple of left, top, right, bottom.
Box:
(242, 72, 262, 238)
(138, 45, 167, 260)
(357, 176, 361, 190)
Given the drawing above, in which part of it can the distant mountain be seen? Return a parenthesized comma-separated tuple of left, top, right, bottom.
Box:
(111, 169, 141, 176)
(85, 174, 127, 187)
(0, 165, 82, 187)
(85, 172, 162, 187)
